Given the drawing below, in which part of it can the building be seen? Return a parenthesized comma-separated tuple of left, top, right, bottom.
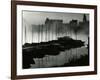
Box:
(23, 14, 89, 44)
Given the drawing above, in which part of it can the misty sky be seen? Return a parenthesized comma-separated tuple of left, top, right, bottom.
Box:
(22, 10, 89, 25)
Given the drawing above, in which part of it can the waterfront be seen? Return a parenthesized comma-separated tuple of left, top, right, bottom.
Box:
(30, 46, 89, 68)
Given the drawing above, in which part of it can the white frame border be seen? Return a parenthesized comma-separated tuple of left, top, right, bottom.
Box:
(17, 5, 94, 76)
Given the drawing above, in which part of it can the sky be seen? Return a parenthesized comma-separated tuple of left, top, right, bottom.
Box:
(22, 10, 89, 25)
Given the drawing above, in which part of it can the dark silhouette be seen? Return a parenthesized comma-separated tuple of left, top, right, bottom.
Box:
(22, 36, 85, 68)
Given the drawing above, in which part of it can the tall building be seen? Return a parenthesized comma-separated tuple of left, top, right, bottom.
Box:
(45, 18, 63, 41)
(83, 14, 87, 22)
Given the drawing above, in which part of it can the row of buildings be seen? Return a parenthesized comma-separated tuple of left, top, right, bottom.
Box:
(23, 14, 89, 44)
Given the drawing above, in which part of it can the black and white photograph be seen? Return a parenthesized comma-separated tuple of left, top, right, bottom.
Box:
(22, 11, 89, 69)
(11, 1, 97, 79)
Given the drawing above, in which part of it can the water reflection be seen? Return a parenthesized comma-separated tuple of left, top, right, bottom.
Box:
(30, 46, 88, 68)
